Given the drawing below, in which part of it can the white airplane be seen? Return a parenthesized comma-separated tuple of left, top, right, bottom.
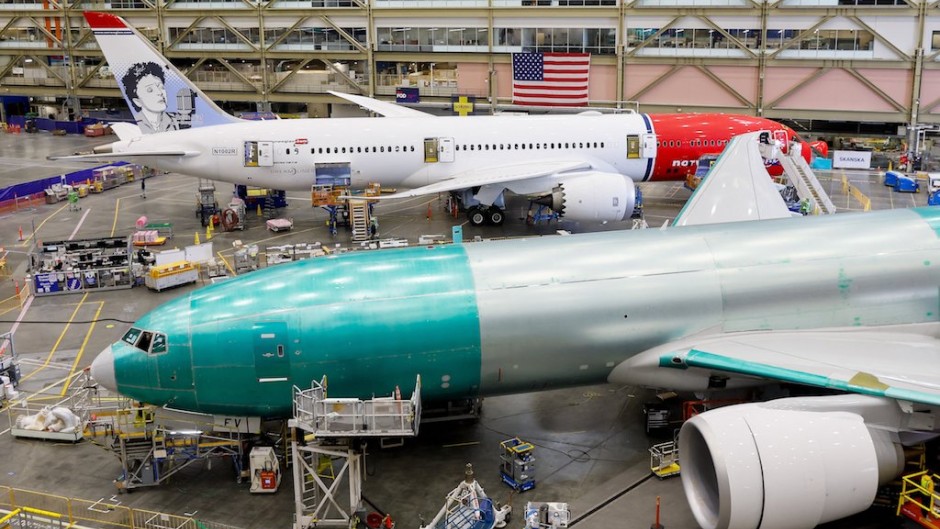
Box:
(65, 11, 824, 226)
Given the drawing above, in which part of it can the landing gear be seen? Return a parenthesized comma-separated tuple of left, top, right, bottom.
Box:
(486, 208, 505, 226)
(467, 206, 505, 226)
(467, 206, 487, 226)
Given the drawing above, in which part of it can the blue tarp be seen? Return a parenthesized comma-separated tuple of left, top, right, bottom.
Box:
(0, 162, 129, 204)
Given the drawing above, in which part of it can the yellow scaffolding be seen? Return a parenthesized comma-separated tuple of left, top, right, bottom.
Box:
(897, 470, 940, 528)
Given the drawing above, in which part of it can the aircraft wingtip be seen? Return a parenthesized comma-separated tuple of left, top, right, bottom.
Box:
(83, 11, 126, 29)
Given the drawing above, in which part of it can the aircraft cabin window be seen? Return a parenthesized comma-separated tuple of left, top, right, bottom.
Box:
(395, 146, 400, 152)
(285, 148, 290, 155)
(122, 328, 142, 346)
(601, 142, 605, 148)
(410, 146, 415, 152)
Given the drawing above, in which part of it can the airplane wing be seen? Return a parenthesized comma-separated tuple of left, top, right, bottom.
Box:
(611, 329, 940, 407)
(49, 150, 199, 161)
(328, 91, 435, 118)
(673, 131, 793, 227)
(366, 160, 592, 199)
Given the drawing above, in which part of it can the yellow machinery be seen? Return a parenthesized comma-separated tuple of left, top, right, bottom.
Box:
(898, 470, 940, 528)
(649, 439, 680, 479)
(144, 261, 197, 292)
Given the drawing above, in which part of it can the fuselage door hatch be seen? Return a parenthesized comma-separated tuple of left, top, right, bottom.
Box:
(439, 137, 455, 162)
(424, 138, 439, 163)
(640, 133, 657, 158)
(626, 135, 641, 159)
(253, 321, 290, 382)
(244, 141, 275, 167)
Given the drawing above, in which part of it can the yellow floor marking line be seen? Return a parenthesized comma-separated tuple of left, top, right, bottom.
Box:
(61, 300, 104, 396)
(18, 203, 69, 247)
(19, 292, 88, 382)
(110, 197, 122, 237)
(442, 441, 480, 448)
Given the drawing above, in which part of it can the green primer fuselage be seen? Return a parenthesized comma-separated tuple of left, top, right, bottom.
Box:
(107, 207, 940, 417)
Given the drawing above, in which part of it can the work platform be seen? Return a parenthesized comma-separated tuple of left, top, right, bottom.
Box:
(289, 377, 421, 528)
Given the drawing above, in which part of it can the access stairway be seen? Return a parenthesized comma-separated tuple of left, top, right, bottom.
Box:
(778, 150, 836, 215)
(290, 376, 421, 528)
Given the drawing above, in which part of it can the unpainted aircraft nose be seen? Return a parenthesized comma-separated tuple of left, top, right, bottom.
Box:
(91, 345, 116, 391)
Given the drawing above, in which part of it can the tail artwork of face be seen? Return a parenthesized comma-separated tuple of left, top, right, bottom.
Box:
(84, 12, 240, 134)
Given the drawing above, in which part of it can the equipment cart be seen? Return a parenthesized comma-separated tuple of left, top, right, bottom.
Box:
(499, 437, 536, 492)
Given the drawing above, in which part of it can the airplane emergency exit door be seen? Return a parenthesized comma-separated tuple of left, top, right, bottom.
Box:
(253, 322, 290, 382)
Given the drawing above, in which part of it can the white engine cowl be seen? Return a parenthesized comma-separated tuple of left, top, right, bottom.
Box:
(679, 396, 904, 529)
(540, 172, 636, 222)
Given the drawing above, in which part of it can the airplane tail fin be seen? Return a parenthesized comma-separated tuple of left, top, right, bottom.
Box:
(84, 12, 240, 134)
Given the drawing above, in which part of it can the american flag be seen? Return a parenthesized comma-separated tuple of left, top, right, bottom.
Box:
(512, 52, 590, 107)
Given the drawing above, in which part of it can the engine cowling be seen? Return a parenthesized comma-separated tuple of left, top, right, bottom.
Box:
(537, 172, 636, 223)
(679, 396, 904, 529)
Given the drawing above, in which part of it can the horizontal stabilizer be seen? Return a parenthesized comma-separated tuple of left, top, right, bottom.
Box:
(329, 91, 434, 118)
(48, 150, 198, 161)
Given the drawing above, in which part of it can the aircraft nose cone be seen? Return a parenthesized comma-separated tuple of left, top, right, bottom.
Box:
(91, 345, 116, 391)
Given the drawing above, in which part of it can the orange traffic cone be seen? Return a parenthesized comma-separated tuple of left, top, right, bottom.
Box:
(17, 226, 23, 241)
(426, 203, 432, 221)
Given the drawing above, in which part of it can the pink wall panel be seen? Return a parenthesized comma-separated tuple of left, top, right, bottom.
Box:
(456, 62, 492, 95)
(590, 64, 618, 102)
(917, 70, 940, 114)
(855, 68, 912, 107)
(623, 64, 673, 100)
(768, 67, 899, 112)
(704, 66, 759, 104)
(625, 65, 750, 108)
(762, 67, 817, 104)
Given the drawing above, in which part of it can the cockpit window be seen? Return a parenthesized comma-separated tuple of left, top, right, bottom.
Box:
(121, 327, 168, 354)
(138, 331, 154, 352)
(123, 328, 142, 346)
(151, 333, 167, 354)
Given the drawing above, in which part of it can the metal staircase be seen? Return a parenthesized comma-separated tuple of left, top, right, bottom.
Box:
(778, 151, 836, 215)
(349, 199, 371, 242)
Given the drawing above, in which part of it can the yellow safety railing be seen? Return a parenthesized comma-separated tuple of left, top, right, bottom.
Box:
(841, 173, 872, 211)
(897, 470, 940, 520)
(0, 486, 244, 529)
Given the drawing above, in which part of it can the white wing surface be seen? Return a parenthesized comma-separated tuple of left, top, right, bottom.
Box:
(674, 131, 793, 227)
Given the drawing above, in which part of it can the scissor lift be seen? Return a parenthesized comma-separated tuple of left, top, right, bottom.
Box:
(898, 470, 940, 528)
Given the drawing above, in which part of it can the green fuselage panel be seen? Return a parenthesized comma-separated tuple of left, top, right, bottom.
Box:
(115, 245, 482, 417)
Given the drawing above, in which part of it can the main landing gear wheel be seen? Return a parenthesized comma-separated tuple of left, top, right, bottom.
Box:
(486, 208, 505, 226)
(467, 206, 487, 226)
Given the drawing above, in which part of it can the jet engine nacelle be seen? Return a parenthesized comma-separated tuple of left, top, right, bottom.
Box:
(679, 397, 904, 529)
(541, 172, 636, 223)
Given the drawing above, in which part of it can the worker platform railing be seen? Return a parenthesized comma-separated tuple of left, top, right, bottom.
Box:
(290, 375, 421, 437)
(897, 470, 940, 527)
